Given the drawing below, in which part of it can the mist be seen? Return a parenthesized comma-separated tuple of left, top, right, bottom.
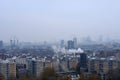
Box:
(0, 0, 120, 42)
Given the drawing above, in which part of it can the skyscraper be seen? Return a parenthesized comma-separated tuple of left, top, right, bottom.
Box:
(0, 41, 3, 49)
(60, 40, 65, 48)
(67, 40, 74, 49)
(73, 37, 77, 49)
(10, 38, 19, 49)
(80, 53, 87, 72)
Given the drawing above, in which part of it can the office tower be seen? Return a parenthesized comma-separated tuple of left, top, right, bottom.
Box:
(17, 40, 19, 46)
(80, 53, 87, 72)
(0, 41, 3, 49)
(10, 40, 13, 46)
(84, 36, 92, 44)
(73, 37, 77, 49)
(10, 38, 18, 49)
(0, 61, 16, 80)
(60, 40, 65, 48)
(10, 40, 13, 49)
(67, 40, 74, 49)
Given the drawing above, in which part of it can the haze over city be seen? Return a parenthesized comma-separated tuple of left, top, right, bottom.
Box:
(0, 0, 120, 42)
(1, 1, 120, 80)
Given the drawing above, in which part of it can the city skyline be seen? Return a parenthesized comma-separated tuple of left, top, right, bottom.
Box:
(0, 0, 120, 42)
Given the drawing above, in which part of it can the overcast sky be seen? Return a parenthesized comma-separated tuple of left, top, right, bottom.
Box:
(0, 0, 120, 42)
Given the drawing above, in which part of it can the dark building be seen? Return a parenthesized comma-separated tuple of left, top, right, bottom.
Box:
(0, 54, 7, 60)
(67, 40, 74, 49)
(28, 60, 37, 76)
(80, 53, 87, 72)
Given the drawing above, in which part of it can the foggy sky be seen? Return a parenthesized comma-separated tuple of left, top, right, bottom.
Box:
(0, 0, 120, 42)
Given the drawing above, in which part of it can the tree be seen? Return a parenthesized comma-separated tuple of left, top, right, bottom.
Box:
(61, 75, 71, 80)
(107, 68, 120, 80)
(89, 74, 101, 80)
(76, 63, 80, 74)
(17, 72, 35, 80)
(0, 73, 4, 80)
(40, 67, 58, 80)
(78, 73, 101, 80)
(78, 74, 87, 80)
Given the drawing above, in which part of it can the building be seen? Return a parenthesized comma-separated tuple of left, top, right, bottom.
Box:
(0, 61, 16, 80)
(88, 57, 99, 73)
(28, 59, 45, 77)
(15, 58, 27, 65)
(88, 57, 119, 74)
(69, 58, 78, 70)
(0, 41, 3, 49)
(60, 40, 65, 48)
(73, 37, 77, 49)
(80, 53, 87, 68)
(80, 53, 87, 72)
(10, 39, 19, 50)
(52, 58, 60, 72)
(44, 60, 52, 68)
(67, 40, 74, 49)
(60, 60, 69, 72)
(28, 58, 54, 77)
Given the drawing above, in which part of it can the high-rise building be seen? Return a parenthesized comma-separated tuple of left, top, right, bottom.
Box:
(80, 53, 87, 72)
(0, 41, 3, 49)
(0, 61, 16, 80)
(88, 57, 119, 74)
(28, 60, 44, 77)
(60, 40, 65, 48)
(10, 38, 19, 49)
(67, 40, 74, 49)
(73, 37, 77, 49)
(60, 58, 70, 72)
(52, 59, 60, 72)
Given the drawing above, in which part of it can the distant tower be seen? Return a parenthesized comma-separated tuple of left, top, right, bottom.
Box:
(0, 41, 3, 49)
(98, 35, 103, 43)
(67, 40, 74, 49)
(10, 37, 19, 49)
(84, 36, 92, 44)
(17, 40, 19, 46)
(60, 40, 64, 48)
(13, 39, 16, 46)
(73, 37, 77, 49)
(10, 40, 13, 49)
